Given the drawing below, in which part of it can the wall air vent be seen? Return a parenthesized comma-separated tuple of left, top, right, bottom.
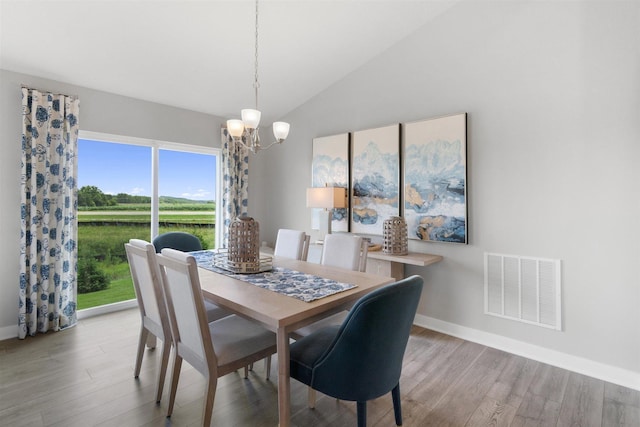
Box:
(484, 252, 562, 330)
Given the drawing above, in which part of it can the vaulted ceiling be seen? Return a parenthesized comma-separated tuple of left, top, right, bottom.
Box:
(1, 1, 458, 123)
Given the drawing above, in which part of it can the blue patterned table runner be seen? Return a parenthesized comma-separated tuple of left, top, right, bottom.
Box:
(190, 250, 357, 302)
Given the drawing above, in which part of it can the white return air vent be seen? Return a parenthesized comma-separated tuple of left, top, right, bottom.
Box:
(484, 253, 562, 330)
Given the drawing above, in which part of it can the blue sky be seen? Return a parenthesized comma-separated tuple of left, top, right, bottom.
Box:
(78, 139, 217, 201)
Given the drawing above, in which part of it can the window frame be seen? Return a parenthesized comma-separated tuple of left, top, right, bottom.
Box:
(77, 131, 222, 319)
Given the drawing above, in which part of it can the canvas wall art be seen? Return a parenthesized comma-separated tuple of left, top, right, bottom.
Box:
(403, 113, 467, 243)
(311, 133, 350, 232)
(351, 124, 400, 235)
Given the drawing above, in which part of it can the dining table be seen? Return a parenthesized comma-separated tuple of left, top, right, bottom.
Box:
(196, 255, 395, 427)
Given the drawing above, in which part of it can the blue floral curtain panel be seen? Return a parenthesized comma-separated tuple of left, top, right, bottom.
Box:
(221, 128, 249, 247)
(19, 87, 80, 339)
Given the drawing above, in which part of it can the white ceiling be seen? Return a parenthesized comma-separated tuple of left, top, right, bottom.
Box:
(1, 0, 458, 124)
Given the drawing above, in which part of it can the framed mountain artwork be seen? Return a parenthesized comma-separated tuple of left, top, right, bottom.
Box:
(311, 133, 350, 232)
(403, 113, 467, 243)
(351, 124, 400, 235)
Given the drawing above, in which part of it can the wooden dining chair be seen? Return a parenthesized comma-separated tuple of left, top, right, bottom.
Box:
(125, 239, 173, 403)
(125, 239, 232, 403)
(156, 248, 277, 426)
(289, 276, 424, 427)
(274, 228, 311, 261)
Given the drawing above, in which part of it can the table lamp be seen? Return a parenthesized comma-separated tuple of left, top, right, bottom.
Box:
(306, 186, 347, 239)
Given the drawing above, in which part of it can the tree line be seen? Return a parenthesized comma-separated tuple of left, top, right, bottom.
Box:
(78, 186, 150, 207)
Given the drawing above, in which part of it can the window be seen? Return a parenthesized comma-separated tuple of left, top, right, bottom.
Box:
(77, 131, 220, 314)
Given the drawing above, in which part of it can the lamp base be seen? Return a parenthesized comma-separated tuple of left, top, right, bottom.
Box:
(318, 209, 333, 240)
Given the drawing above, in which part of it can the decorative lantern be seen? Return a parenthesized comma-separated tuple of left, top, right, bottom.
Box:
(383, 216, 408, 255)
(227, 216, 261, 272)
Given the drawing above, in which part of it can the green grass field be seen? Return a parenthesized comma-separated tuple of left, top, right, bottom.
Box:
(77, 210, 215, 310)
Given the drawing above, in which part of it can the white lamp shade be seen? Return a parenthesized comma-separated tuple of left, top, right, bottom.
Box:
(306, 187, 347, 209)
(227, 120, 245, 138)
(241, 109, 261, 129)
(273, 122, 290, 141)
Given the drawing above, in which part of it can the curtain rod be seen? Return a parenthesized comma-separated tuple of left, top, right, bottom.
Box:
(21, 84, 79, 100)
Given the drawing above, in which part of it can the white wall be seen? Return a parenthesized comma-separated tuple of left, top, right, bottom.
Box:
(251, 0, 640, 386)
(0, 69, 225, 337)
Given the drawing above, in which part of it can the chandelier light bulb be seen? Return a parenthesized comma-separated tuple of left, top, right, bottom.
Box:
(273, 122, 290, 142)
(241, 109, 261, 129)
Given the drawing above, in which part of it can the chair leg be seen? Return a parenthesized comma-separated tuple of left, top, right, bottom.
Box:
(357, 401, 367, 427)
(155, 339, 171, 403)
(391, 383, 402, 426)
(244, 366, 249, 378)
(202, 376, 217, 427)
(146, 333, 157, 349)
(265, 356, 271, 380)
(307, 387, 316, 409)
(134, 327, 149, 378)
(166, 354, 183, 417)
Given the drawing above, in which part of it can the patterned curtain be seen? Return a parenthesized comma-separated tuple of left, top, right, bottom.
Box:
(19, 88, 80, 339)
(221, 128, 249, 247)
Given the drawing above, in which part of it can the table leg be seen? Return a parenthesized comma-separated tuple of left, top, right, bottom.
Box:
(277, 326, 291, 427)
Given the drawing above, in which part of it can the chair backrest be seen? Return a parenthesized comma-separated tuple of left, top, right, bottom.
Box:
(153, 232, 203, 253)
(274, 229, 311, 261)
(321, 233, 368, 272)
(156, 248, 217, 376)
(125, 239, 170, 340)
(310, 275, 423, 401)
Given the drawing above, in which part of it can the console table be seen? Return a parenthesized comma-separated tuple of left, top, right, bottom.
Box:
(307, 243, 442, 280)
(366, 250, 443, 280)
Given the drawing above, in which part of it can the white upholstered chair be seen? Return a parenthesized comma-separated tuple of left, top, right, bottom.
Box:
(321, 233, 368, 272)
(157, 248, 277, 426)
(125, 239, 231, 403)
(274, 228, 311, 261)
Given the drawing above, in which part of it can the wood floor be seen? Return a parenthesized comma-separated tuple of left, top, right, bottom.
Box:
(0, 308, 638, 427)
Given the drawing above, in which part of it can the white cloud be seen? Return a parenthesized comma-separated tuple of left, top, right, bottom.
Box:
(181, 189, 212, 200)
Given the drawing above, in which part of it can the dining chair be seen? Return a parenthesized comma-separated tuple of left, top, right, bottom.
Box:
(153, 231, 270, 379)
(291, 233, 369, 406)
(156, 248, 277, 426)
(293, 233, 368, 339)
(321, 233, 368, 272)
(152, 231, 203, 253)
(289, 275, 424, 427)
(152, 233, 233, 324)
(125, 239, 232, 403)
(273, 228, 311, 261)
(125, 239, 172, 403)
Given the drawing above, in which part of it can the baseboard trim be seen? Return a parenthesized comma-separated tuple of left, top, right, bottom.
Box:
(414, 314, 640, 392)
(0, 325, 17, 341)
(77, 299, 138, 320)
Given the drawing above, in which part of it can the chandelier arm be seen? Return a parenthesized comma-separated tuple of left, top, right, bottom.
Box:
(257, 140, 283, 151)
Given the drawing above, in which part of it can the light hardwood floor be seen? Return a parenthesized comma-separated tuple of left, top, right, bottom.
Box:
(0, 308, 638, 426)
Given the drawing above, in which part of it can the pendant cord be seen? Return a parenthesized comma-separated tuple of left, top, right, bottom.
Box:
(253, 0, 260, 111)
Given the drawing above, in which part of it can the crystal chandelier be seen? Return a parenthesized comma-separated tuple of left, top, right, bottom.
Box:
(226, 0, 290, 153)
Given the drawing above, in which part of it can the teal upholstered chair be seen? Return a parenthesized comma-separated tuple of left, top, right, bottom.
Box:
(289, 275, 424, 427)
(152, 231, 202, 253)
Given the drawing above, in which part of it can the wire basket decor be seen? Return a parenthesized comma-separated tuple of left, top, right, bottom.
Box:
(383, 216, 408, 255)
(227, 216, 261, 272)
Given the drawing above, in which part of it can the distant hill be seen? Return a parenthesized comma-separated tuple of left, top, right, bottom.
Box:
(160, 196, 213, 204)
